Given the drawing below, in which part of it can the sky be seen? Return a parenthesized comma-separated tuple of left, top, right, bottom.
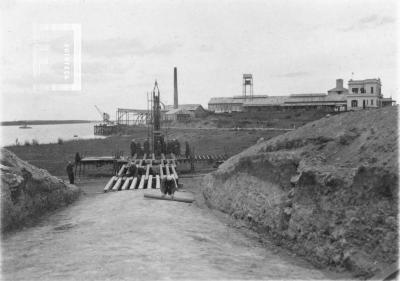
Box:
(0, 0, 398, 121)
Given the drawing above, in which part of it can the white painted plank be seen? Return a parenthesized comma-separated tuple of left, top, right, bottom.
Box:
(118, 165, 126, 176)
(156, 175, 160, 189)
(104, 176, 116, 192)
(147, 175, 153, 189)
(145, 165, 150, 180)
(121, 177, 132, 190)
(112, 178, 123, 191)
(138, 176, 145, 189)
(171, 166, 178, 180)
(129, 177, 138, 190)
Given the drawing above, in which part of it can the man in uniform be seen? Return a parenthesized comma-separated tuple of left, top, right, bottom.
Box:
(66, 161, 74, 184)
(126, 162, 137, 177)
(161, 175, 178, 199)
(130, 139, 136, 157)
(185, 141, 190, 159)
(143, 139, 150, 155)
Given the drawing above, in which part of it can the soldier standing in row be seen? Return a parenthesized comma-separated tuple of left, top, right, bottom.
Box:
(175, 139, 181, 156)
(144, 139, 150, 155)
(155, 140, 162, 157)
(66, 161, 74, 184)
(130, 139, 137, 157)
(185, 141, 190, 159)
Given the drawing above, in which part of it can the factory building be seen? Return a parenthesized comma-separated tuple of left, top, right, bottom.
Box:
(208, 78, 394, 113)
(164, 104, 207, 118)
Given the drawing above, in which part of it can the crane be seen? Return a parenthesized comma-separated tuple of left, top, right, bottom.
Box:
(94, 105, 111, 124)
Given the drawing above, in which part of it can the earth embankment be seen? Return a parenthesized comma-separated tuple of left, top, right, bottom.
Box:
(202, 106, 398, 278)
(1, 148, 81, 233)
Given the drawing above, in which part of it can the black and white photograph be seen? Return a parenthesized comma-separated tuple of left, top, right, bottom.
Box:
(0, 0, 398, 280)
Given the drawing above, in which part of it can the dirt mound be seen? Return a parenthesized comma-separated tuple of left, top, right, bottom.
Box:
(202, 106, 398, 278)
(1, 148, 81, 233)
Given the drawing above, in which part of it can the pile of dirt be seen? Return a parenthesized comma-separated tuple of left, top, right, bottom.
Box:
(1, 148, 81, 233)
(202, 106, 398, 278)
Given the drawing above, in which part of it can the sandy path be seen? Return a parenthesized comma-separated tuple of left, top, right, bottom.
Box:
(2, 179, 329, 281)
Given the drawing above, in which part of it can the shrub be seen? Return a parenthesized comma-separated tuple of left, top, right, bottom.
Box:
(32, 139, 39, 145)
(57, 138, 64, 145)
(24, 140, 31, 146)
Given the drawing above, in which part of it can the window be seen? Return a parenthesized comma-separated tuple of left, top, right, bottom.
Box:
(371, 87, 374, 94)
(371, 99, 374, 105)
(351, 100, 358, 107)
(360, 88, 365, 93)
(352, 88, 358, 94)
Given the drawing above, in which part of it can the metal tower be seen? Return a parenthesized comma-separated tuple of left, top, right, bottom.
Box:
(242, 74, 253, 99)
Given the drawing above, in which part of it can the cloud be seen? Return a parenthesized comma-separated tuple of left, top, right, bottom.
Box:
(83, 38, 179, 58)
(339, 14, 396, 32)
(274, 71, 310, 78)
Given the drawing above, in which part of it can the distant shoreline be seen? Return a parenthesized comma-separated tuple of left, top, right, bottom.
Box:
(1, 120, 95, 126)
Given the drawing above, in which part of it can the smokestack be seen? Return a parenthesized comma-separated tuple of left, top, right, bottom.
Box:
(174, 67, 178, 109)
(336, 79, 343, 89)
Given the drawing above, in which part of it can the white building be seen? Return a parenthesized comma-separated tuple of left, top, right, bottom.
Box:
(208, 78, 395, 113)
(346, 78, 382, 109)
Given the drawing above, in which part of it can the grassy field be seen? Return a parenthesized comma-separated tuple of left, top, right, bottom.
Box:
(6, 128, 286, 176)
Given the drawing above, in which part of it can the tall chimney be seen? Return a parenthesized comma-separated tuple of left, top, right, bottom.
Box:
(336, 79, 343, 89)
(174, 67, 178, 109)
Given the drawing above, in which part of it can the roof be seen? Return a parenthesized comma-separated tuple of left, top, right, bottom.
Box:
(348, 78, 381, 85)
(289, 93, 327, 97)
(328, 87, 348, 93)
(165, 108, 191, 115)
(208, 97, 245, 104)
(243, 96, 289, 106)
(285, 93, 346, 104)
(165, 104, 204, 111)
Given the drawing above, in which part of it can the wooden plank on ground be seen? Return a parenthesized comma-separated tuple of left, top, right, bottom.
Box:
(118, 165, 126, 176)
(156, 175, 160, 189)
(121, 177, 132, 190)
(138, 176, 145, 189)
(165, 164, 171, 176)
(160, 165, 164, 179)
(143, 153, 147, 160)
(147, 175, 153, 189)
(112, 177, 123, 191)
(145, 165, 150, 180)
(144, 193, 194, 203)
(130, 177, 138, 190)
(171, 166, 178, 180)
(104, 176, 116, 192)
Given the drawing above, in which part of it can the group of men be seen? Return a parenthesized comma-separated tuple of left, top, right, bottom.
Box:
(125, 162, 178, 197)
(130, 139, 150, 157)
(130, 138, 188, 157)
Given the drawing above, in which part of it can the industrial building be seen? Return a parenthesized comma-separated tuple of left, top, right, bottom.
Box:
(208, 78, 395, 113)
(162, 67, 208, 120)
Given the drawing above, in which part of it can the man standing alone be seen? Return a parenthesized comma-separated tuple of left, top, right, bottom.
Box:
(66, 161, 74, 184)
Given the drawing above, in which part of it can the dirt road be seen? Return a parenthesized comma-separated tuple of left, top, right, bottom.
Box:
(2, 178, 331, 280)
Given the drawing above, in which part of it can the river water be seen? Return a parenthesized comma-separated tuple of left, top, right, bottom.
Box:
(0, 123, 104, 146)
(1, 178, 333, 281)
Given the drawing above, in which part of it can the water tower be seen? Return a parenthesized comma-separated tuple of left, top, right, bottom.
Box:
(242, 74, 253, 99)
